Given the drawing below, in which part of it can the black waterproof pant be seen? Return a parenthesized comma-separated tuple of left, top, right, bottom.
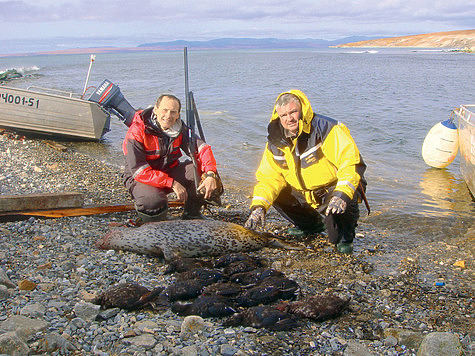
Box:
(273, 185, 360, 245)
(124, 160, 203, 216)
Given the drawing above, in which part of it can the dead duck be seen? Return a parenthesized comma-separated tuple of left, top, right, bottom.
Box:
(235, 276, 300, 307)
(174, 268, 226, 285)
(229, 268, 285, 286)
(92, 282, 164, 310)
(223, 259, 263, 276)
(171, 294, 237, 318)
(223, 305, 299, 331)
(214, 252, 266, 268)
(164, 257, 213, 274)
(161, 279, 206, 302)
(276, 294, 350, 321)
(201, 281, 243, 298)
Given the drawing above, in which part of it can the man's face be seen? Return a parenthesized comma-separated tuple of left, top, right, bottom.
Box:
(153, 96, 180, 130)
(276, 100, 301, 136)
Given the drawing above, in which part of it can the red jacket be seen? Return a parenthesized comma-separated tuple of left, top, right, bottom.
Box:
(123, 108, 217, 188)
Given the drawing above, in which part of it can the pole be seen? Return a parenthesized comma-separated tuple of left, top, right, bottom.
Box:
(82, 54, 96, 98)
(184, 47, 201, 191)
(359, 182, 371, 215)
(191, 92, 206, 142)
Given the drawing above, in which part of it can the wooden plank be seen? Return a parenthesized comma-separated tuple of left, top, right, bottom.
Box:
(0, 192, 84, 212)
(0, 201, 184, 219)
(18, 204, 136, 217)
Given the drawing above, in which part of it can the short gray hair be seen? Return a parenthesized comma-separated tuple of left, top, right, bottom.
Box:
(275, 93, 301, 108)
(155, 94, 181, 112)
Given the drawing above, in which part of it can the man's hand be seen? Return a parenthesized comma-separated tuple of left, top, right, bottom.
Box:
(325, 196, 347, 215)
(172, 180, 188, 202)
(244, 206, 266, 230)
(197, 176, 217, 200)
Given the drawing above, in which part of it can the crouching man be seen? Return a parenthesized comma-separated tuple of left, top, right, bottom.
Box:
(245, 90, 367, 254)
(123, 94, 222, 223)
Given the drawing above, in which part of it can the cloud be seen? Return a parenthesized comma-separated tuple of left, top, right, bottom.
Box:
(0, 0, 473, 44)
(3, 0, 473, 23)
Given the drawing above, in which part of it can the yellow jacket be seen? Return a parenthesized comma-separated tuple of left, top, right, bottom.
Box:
(250, 90, 366, 211)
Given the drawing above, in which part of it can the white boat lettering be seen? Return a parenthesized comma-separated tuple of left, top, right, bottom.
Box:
(95, 81, 111, 96)
(1, 92, 39, 108)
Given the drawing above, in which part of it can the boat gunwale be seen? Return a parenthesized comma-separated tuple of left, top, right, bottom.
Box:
(454, 104, 475, 127)
(1, 85, 92, 104)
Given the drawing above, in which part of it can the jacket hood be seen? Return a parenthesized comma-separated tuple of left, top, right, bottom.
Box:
(270, 89, 314, 135)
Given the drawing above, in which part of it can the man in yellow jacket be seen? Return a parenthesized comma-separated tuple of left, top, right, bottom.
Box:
(244, 90, 367, 254)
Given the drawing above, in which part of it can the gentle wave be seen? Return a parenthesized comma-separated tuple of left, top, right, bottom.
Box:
(0, 65, 40, 74)
(343, 50, 379, 54)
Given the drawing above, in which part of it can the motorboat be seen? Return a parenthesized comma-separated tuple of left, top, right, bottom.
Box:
(454, 105, 475, 197)
(0, 79, 135, 141)
(0, 56, 135, 141)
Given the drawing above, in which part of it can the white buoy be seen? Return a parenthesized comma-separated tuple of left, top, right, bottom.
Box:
(422, 118, 459, 168)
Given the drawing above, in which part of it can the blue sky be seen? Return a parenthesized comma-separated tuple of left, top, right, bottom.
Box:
(1, 0, 473, 54)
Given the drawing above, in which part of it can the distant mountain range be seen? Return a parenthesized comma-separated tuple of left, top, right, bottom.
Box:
(137, 36, 379, 50)
(137, 30, 474, 50)
(1, 30, 473, 58)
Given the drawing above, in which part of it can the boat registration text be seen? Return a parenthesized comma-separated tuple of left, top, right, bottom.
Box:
(1, 92, 40, 108)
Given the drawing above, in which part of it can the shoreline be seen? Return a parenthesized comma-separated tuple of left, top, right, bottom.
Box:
(0, 132, 473, 355)
(1, 30, 474, 58)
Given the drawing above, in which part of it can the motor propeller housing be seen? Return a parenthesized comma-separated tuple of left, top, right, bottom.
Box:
(88, 79, 136, 127)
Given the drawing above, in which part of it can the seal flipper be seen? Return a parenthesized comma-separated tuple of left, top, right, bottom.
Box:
(268, 234, 305, 251)
(161, 246, 181, 262)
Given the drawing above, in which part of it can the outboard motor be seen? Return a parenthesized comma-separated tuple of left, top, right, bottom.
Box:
(88, 79, 136, 127)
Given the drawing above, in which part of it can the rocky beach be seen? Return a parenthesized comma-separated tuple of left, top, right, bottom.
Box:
(0, 131, 473, 355)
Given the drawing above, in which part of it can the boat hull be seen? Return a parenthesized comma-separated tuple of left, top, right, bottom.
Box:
(0, 86, 110, 141)
(454, 105, 475, 198)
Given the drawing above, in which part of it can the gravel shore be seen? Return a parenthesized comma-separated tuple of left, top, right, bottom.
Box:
(0, 132, 473, 355)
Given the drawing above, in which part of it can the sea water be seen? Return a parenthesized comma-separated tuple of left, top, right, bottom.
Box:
(1, 48, 473, 244)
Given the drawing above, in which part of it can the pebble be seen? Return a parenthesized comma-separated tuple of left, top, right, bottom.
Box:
(0, 134, 472, 355)
(0, 332, 30, 355)
(0, 268, 15, 288)
(417, 332, 463, 356)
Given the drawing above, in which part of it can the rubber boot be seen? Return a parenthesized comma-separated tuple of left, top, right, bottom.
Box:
(336, 242, 353, 254)
(181, 199, 205, 220)
(136, 209, 168, 225)
(181, 210, 205, 220)
(287, 222, 326, 237)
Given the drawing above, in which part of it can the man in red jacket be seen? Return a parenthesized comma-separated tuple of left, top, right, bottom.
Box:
(123, 94, 221, 222)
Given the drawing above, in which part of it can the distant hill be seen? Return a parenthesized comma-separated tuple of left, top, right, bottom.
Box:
(137, 36, 379, 49)
(334, 30, 475, 50)
(3, 31, 473, 58)
(0, 36, 381, 57)
(0, 36, 384, 58)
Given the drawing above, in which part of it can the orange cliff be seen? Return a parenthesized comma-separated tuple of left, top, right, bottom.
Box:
(334, 30, 475, 50)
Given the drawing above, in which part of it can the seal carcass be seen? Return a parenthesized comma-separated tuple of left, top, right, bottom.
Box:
(95, 219, 302, 260)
